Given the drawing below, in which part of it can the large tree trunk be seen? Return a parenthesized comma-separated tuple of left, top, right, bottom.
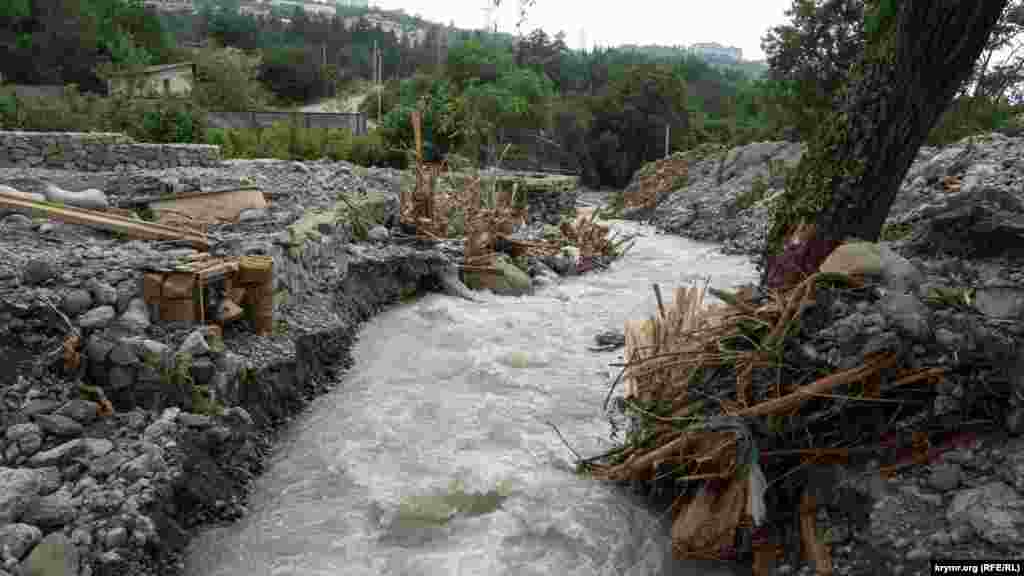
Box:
(765, 0, 1009, 290)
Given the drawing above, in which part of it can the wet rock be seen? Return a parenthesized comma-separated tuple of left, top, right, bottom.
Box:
(0, 468, 43, 524)
(32, 415, 82, 438)
(114, 279, 139, 314)
(946, 482, 1024, 547)
(61, 290, 93, 317)
(77, 306, 116, 330)
(119, 451, 165, 483)
(0, 523, 41, 561)
(21, 531, 78, 576)
(104, 525, 128, 550)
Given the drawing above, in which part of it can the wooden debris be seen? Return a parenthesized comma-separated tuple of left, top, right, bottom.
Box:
(0, 188, 210, 249)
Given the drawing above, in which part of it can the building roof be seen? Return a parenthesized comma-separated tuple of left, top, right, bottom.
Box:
(105, 62, 194, 78)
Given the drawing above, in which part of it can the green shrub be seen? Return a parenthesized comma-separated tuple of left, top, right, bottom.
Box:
(735, 175, 769, 211)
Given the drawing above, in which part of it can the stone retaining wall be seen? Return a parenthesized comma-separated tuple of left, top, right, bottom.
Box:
(0, 131, 221, 172)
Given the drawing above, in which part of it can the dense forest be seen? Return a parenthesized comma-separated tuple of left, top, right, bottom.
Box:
(0, 0, 1021, 188)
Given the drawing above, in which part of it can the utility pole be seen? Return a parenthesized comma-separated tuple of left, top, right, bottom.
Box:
(665, 123, 671, 158)
(377, 44, 383, 124)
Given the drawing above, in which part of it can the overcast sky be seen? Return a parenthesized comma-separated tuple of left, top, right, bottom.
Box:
(372, 0, 793, 61)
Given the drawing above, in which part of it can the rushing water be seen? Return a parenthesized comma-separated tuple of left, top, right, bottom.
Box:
(186, 221, 757, 576)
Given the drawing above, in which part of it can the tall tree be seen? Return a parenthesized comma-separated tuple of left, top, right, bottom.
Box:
(764, 0, 1012, 289)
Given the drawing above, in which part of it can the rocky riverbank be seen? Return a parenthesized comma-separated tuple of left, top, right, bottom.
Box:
(615, 133, 1024, 575)
(0, 158, 595, 576)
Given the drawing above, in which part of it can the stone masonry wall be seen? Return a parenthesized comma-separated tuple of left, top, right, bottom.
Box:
(0, 131, 221, 172)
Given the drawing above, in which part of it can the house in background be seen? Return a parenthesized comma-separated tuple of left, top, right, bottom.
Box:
(106, 62, 196, 98)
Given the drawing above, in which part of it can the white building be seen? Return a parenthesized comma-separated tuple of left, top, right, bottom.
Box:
(689, 42, 743, 62)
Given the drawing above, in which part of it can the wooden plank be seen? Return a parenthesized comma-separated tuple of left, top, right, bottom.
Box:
(120, 187, 264, 206)
(0, 190, 210, 250)
(149, 188, 266, 223)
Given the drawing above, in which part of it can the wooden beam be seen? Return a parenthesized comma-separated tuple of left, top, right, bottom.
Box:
(0, 190, 210, 250)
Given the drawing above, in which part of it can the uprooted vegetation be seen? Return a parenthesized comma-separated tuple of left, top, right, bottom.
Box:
(570, 244, 1018, 571)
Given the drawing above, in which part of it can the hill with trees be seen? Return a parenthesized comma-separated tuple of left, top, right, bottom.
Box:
(1, 0, 1020, 189)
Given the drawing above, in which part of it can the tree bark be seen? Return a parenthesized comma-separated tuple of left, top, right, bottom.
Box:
(765, 0, 1009, 290)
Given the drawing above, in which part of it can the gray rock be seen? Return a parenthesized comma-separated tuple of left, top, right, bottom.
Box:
(103, 526, 128, 550)
(178, 329, 210, 357)
(35, 468, 60, 496)
(190, 358, 216, 386)
(32, 415, 82, 438)
(0, 523, 41, 561)
(21, 531, 78, 576)
(108, 340, 140, 366)
(0, 468, 43, 524)
(85, 335, 114, 364)
(367, 225, 390, 242)
(56, 400, 98, 425)
(0, 214, 33, 229)
(107, 365, 135, 390)
(237, 208, 268, 222)
(61, 290, 93, 317)
(118, 452, 165, 483)
(879, 292, 931, 340)
(27, 438, 113, 468)
(88, 451, 127, 479)
(20, 401, 59, 418)
(20, 490, 74, 529)
(117, 298, 150, 333)
(138, 340, 169, 363)
(5, 424, 40, 444)
(974, 285, 1024, 320)
(21, 260, 56, 286)
(85, 279, 118, 307)
(115, 279, 139, 314)
(947, 482, 1024, 547)
(928, 463, 962, 492)
(878, 244, 923, 293)
(177, 413, 212, 428)
(77, 306, 116, 330)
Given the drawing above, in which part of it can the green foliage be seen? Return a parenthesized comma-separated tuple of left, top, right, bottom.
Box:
(203, 120, 404, 167)
(735, 175, 770, 210)
(927, 96, 1018, 146)
(0, 85, 206, 143)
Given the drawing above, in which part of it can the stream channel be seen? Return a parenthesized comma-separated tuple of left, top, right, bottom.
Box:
(186, 220, 757, 576)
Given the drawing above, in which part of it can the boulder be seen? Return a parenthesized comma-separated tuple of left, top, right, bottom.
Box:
(20, 490, 74, 529)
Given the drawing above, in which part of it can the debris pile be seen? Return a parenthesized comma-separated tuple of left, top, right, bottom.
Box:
(400, 112, 629, 292)
(621, 149, 696, 212)
(585, 240, 1020, 574)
